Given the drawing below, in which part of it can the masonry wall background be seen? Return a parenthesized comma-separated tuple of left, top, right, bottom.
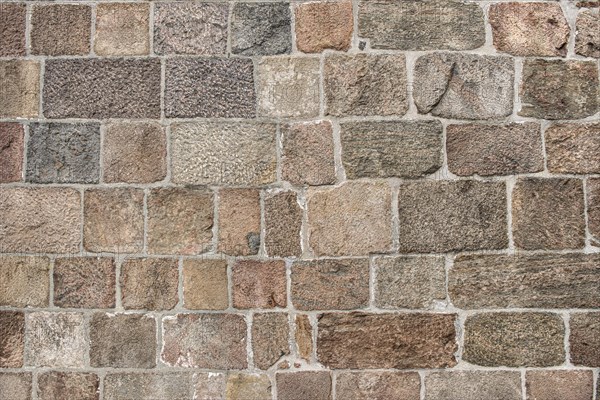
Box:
(0, 0, 599, 399)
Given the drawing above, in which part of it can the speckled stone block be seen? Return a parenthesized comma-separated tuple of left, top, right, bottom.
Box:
(0, 123, 24, 183)
(0, 311, 24, 368)
(95, 3, 149, 56)
(295, 2, 353, 53)
(0, 256, 50, 308)
(53, 257, 116, 309)
(0, 60, 40, 118)
(31, 4, 91, 56)
(0, 4, 26, 57)
(231, 3, 291, 55)
(183, 259, 228, 310)
(38, 372, 100, 400)
(232, 260, 287, 309)
(121, 258, 179, 311)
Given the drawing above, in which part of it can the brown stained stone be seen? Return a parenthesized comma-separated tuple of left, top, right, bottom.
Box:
(0, 123, 23, 183)
(317, 312, 457, 369)
(589, 178, 600, 243)
(0, 4, 26, 57)
(0, 60, 40, 118)
(38, 372, 99, 400)
(0, 311, 24, 368)
(295, 2, 353, 53)
(336, 371, 421, 400)
(104, 372, 194, 400)
(570, 312, 600, 367)
(31, 4, 91, 56)
(232, 260, 286, 309)
(276, 372, 331, 400)
(264, 191, 302, 257)
(576, 10, 600, 58)
(252, 313, 290, 370)
(512, 178, 585, 250)
(0, 373, 32, 400)
(226, 373, 272, 400)
(53, 257, 116, 309)
(295, 315, 312, 361)
(446, 122, 544, 177)
(291, 259, 369, 311)
(424, 371, 522, 400)
(183, 259, 228, 310)
(95, 3, 149, 56)
(526, 370, 594, 400)
(195, 372, 226, 400)
(161, 313, 247, 369)
(0, 256, 49, 308)
(463, 312, 565, 367)
(121, 258, 179, 311)
(218, 189, 261, 256)
(450, 253, 600, 309)
(545, 123, 600, 174)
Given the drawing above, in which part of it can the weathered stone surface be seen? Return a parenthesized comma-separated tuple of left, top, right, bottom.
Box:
(317, 312, 457, 368)
(165, 58, 255, 118)
(295, 2, 353, 53)
(463, 312, 565, 367)
(325, 54, 407, 117)
(183, 259, 228, 310)
(43, 58, 160, 119)
(336, 371, 421, 400)
(0, 256, 49, 307)
(359, 0, 485, 50)
(25, 312, 86, 368)
(0, 123, 23, 183)
(0, 373, 31, 400)
(171, 122, 276, 185)
(0, 60, 40, 118)
(340, 120, 442, 178)
(226, 373, 271, 400)
(545, 123, 600, 174)
(252, 313, 289, 370)
(519, 59, 599, 120)
(95, 3, 149, 56)
(0, 188, 81, 253)
(589, 178, 600, 243)
(232, 260, 286, 309)
(104, 372, 194, 400)
(526, 370, 593, 400)
(570, 312, 600, 367)
(231, 3, 291, 55)
(292, 259, 369, 310)
(276, 372, 331, 400)
(147, 187, 213, 255)
(295, 315, 312, 361)
(576, 10, 600, 58)
(414, 53, 514, 119)
(398, 181, 507, 253)
(446, 123, 543, 176)
(265, 191, 302, 257)
(0, 4, 26, 56)
(38, 372, 99, 400)
(218, 189, 261, 256)
(512, 178, 585, 250)
(31, 4, 90, 56)
(103, 122, 167, 184)
(424, 371, 522, 400)
(53, 257, 116, 309)
(450, 253, 600, 309)
(308, 182, 392, 256)
(154, 2, 228, 55)
(282, 121, 336, 186)
(257, 57, 320, 118)
(0, 311, 24, 368)
(121, 258, 179, 311)
(162, 313, 247, 369)
(90, 313, 156, 368)
(195, 373, 226, 400)
(84, 188, 144, 253)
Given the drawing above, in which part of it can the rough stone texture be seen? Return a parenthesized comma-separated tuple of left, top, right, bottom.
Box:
(375, 256, 446, 309)
(295, 2, 353, 53)
(195, 373, 227, 400)
(147, 187, 213, 255)
(489, 3, 569, 56)
(0, 60, 40, 118)
(325, 54, 408, 117)
(53, 257, 116, 309)
(336, 372, 421, 400)
(0, 256, 49, 308)
(226, 374, 271, 400)
(291, 259, 369, 310)
(171, 122, 276, 185)
(104, 373, 194, 400)
(0, 311, 24, 368)
(446, 123, 544, 176)
(232, 260, 286, 309)
(121, 258, 179, 311)
(545, 123, 600, 174)
(0, 3, 26, 57)
(570, 312, 600, 367)
(161, 313, 247, 369)
(257, 57, 320, 118)
(450, 253, 600, 309)
(295, 315, 312, 361)
(589, 178, 600, 243)
(38, 372, 99, 400)
(252, 313, 290, 370)
(317, 312, 457, 368)
(276, 372, 331, 400)
(31, 4, 91, 56)
(0, 123, 23, 183)
(398, 181, 507, 253)
(424, 371, 522, 400)
(281, 121, 336, 186)
(265, 191, 302, 257)
(526, 370, 594, 400)
(165, 58, 255, 118)
(218, 189, 261, 256)
(84, 188, 144, 253)
(308, 182, 392, 256)
(95, 3, 149, 56)
(183, 259, 228, 310)
(25, 312, 86, 368)
(0, 373, 31, 400)
(0, 188, 81, 253)
(154, 3, 228, 55)
(90, 313, 156, 368)
(413, 53, 514, 119)
(103, 122, 167, 184)
(512, 178, 585, 250)
(43, 58, 161, 119)
(519, 59, 599, 120)
(340, 120, 442, 178)
(231, 3, 291, 55)
(358, 0, 485, 50)
(576, 10, 600, 58)
(463, 312, 565, 367)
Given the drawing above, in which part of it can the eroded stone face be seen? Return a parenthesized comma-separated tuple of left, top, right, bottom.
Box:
(53, 257, 116, 309)
(570, 312, 600, 367)
(218, 189, 261, 256)
(295, 2, 353, 53)
(424, 371, 522, 400)
(526, 370, 594, 400)
(252, 313, 290, 370)
(0, 60, 40, 118)
(31, 4, 91, 56)
(104, 372, 194, 400)
(336, 371, 421, 400)
(226, 373, 272, 400)
(0, 4, 26, 57)
(195, 373, 226, 400)
(0, 311, 24, 368)
(38, 372, 100, 400)
(232, 260, 287, 309)
(121, 258, 179, 311)
(0, 256, 50, 307)
(95, 3, 149, 56)
(0, 123, 23, 183)
(0, 373, 31, 400)
(575, 10, 600, 58)
(295, 315, 312, 361)
(545, 123, 600, 174)
(276, 372, 331, 400)
(264, 191, 302, 258)
(183, 259, 228, 310)
(231, 3, 291, 56)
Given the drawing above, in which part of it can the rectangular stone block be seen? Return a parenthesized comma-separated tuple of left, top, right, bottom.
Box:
(121, 258, 179, 311)
(0, 311, 24, 368)
(545, 123, 600, 174)
(95, 3, 149, 56)
(232, 260, 286, 309)
(0, 256, 49, 308)
(424, 371, 522, 400)
(183, 259, 228, 310)
(0, 4, 26, 56)
(104, 372, 194, 400)
(336, 371, 421, 400)
(0, 373, 31, 400)
(38, 372, 99, 400)
(195, 372, 226, 400)
(53, 257, 115, 309)
(526, 370, 594, 400)
(218, 189, 261, 256)
(252, 312, 289, 370)
(0, 60, 40, 118)
(231, 3, 291, 56)
(31, 4, 91, 56)
(570, 312, 600, 367)
(295, 2, 353, 53)
(226, 373, 271, 400)
(0, 123, 23, 183)
(276, 372, 331, 400)
(265, 191, 302, 257)
(575, 10, 599, 58)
